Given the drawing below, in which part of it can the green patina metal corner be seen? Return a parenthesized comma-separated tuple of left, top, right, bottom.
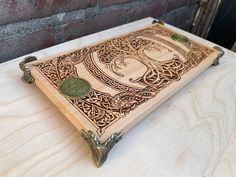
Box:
(19, 56, 37, 84)
(59, 78, 91, 99)
(212, 46, 225, 66)
(81, 130, 123, 167)
(152, 19, 165, 25)
(171, 33, 190, 44)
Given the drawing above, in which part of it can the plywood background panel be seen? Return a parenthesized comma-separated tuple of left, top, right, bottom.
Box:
(0, 18, 236, 177)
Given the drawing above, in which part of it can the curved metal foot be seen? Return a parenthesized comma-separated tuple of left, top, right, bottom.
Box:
(152, 19, 164, 25)
(212, 46, 224, 66)
(19, 56, 37, 84)
(81, 130, 123, 167)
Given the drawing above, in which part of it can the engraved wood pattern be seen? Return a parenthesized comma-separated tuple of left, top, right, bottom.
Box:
(1, 18, 236, 177)
(29, 23, 220, 141)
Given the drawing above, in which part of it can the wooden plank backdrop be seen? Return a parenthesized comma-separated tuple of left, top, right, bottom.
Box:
(0, 18, 236, 177)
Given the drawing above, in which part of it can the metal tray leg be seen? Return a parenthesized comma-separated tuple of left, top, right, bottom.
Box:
(81, 130, 123, 167)
(19, 56, 37, 84)
(212, 46, 225, 66)
(152, 19, 165, 25)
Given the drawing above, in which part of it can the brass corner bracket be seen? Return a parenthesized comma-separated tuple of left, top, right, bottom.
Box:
(212, 46, 225, 66)
(152, 19, 164, 25)
(19, 56, 37, 84)
(81, 130, 123, 167)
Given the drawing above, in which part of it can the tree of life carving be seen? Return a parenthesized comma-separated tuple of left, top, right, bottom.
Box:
(97, 36, 186, 88)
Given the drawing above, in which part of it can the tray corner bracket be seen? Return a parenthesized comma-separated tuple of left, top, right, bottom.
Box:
(19, 56, 37, 84)
(212, 46, 224, 66)
(81, 129, 123, 167)
(152, 19, 165, 25)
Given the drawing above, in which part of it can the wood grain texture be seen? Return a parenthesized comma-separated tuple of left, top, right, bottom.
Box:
(212, 130, 236, 177)
(0, 18, 236, 177)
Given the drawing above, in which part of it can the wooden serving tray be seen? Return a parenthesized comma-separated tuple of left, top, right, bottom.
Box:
(19, 20, 224, 167)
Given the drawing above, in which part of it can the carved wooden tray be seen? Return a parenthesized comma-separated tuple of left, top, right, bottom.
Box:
(20, 21, 224, 167)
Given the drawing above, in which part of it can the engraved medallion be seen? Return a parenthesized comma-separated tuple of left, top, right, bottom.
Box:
(171, 34, 189, 43)
(59, 78, 91, 98)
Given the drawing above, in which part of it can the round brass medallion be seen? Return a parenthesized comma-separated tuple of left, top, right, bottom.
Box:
(171, 34, 189, 43)
(59, 78, 91, 98)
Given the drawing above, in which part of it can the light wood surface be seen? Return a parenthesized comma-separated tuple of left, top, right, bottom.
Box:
(0, 17, 236, 177)
(212, 130, 236, 177)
